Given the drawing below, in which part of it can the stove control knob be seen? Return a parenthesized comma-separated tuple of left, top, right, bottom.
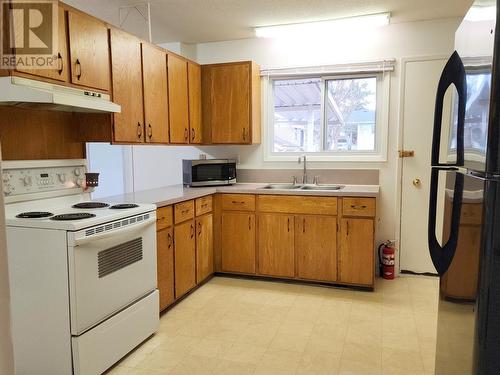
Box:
(3, 184, 13, 195)
(74, 168, 83, 177)
(58, 173, 67, 183)
(23, 176, 33, 186)
(2, 172, 11, 183)
(76, 178, 84, 187)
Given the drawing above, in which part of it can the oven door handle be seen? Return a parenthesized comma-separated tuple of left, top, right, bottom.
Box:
(72, 216, 156, 246)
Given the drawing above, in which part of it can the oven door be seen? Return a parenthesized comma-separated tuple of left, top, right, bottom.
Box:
(191, 162, 236, 186)
(67, 213, 157, 335)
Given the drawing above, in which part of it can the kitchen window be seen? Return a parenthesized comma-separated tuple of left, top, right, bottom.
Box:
(263, 66, 391, 162)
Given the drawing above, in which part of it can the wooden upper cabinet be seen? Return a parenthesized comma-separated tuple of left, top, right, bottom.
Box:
(167, 54, 189, 143)
(16, 6, 69, 82)
(157, 226, 174, 311)
(67, 11, 110, 91)
(141, 43, 169, 143)
(221, 212, 256, 274)
(258, 214, 295, 278)
(339, 218, 374, 286)
(110, 29, 144, 143)
(296, 215, 337, 282)
(202, 61, 261, 144)
(188, 62, 202, 144)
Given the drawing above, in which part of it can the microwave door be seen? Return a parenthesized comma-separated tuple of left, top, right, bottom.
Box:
(191, 162, 236, 186)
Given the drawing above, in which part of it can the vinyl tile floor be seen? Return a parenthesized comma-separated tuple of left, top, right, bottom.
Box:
(107, 275, 438, 375)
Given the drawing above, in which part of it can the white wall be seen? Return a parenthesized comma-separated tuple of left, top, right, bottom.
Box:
(195, 18, 461, 245)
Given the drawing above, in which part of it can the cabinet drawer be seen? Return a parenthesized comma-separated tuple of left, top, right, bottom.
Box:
(342, 198, 376, 217)
(196, 195, 213, 216)
(156, 206, 173, 230)
(257, 195, 337, 215)
(221, 194, 256, 211)
(174, 200, 195, 224)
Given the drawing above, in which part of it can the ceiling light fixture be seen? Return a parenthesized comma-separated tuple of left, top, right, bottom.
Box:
(254, 13, 390, 39)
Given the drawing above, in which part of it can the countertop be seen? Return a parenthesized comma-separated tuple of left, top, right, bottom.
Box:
(103, 183, 380, 208)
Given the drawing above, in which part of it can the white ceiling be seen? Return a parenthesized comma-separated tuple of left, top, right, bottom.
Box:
(117, 0, 473, 44)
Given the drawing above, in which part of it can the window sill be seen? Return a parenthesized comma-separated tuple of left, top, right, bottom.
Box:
(264, 153, 388, 163)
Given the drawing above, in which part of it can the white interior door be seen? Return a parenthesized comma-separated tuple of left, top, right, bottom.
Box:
(400, 57, 453, 274)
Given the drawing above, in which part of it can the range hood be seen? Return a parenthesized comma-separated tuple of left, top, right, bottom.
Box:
(0, 76, 121, 113)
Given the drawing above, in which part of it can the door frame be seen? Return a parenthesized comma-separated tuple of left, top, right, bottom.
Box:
(396, 55, 449, 274)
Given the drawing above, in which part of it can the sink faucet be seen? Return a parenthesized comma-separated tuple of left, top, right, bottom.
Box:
(298, 155, 307, 184)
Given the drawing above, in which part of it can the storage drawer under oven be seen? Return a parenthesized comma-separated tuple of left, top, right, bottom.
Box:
(67, 212, 157, 335)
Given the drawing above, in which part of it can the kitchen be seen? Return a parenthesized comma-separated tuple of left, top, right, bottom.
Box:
(0, 0, 496, 374)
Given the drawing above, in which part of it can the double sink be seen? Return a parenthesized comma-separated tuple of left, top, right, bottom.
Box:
(260, 184, 344, 191)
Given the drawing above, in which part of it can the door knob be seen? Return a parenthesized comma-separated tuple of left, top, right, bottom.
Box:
(413, 178, 422, 187)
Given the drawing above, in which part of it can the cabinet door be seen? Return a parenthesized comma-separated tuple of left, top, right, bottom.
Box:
(110, 29, 144, 143)
(157, 226, 174, 311)
(16, 6, 69, 82)
(142, 44, 169, 143)
(339, 218, 374, 286)
(205, 63, 250, 143)
(167, 54, 189, 143)
(258, 214, 294, 278)
(188, 62, 202, 144)
(221, 212, 255, 274)
(196, 214, 213, 283)
(68, 11, 110, 91)
(296, 215, 337, 282)
(174, 220, 196, 298)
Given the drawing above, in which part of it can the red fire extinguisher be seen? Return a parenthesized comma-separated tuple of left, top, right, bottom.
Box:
(378, 241, 396, 280)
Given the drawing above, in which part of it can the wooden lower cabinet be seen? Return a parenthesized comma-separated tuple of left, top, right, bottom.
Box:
(339, 218, 374, 286)
(258, 213, 294, 278)
(174, 220, 196, 298)
(221, 212, 256, 274)
(196, 213, 213, 283)
(295, 215, 337, 282)
(157, 226, 174, 311)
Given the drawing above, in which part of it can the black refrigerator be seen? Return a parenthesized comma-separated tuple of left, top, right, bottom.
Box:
(427, 1, 500, 374)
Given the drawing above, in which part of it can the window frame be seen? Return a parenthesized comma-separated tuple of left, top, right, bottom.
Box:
(263, 71, 390, 162)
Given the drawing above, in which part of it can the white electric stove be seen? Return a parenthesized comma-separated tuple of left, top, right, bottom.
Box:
(3, 159, 160, 375)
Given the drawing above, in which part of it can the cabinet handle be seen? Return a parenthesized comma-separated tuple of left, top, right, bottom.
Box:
(190, 224, 194, 239)
(232, 201, 245, 204)
(248, 216, 251, 230)
(75, 58, 82, 80)
(191, 128, 195, 142)
(242, 127, 247, 141)
(201, 203, 208, 208)
(148, 124, 153, 139)
(346, 220, 349, 236)
(287, 217, 290, 232)
(57, 52, 63, 75)
(184, 128, 189, 141)
(167, 232, 172, 248)
(181, 209, 189, 214)
(351, 205, 367, 210)
(137, 122, 143, 139)
(198, 222, 202, 235)
(303, 218, 305, 233)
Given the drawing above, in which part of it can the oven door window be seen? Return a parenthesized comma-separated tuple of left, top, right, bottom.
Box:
(192, 163, 236, 182)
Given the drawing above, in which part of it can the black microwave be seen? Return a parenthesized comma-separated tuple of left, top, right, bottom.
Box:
(182, 159, 237, 187)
